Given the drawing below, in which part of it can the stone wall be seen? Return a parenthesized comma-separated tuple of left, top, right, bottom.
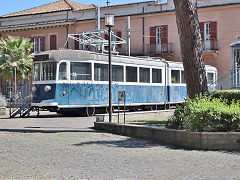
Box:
(94, 122, 240, 151)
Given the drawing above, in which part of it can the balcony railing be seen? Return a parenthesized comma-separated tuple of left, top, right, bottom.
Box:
(202, 39, 218, 51)
(146, 43, 173, 55)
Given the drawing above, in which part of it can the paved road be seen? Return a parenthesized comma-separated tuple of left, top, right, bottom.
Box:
(0, 112, 240, 179)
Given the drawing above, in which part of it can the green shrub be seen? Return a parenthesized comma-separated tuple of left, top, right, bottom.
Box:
(166, 95, 240, 132)
(210, 90, 240, 103)
(0, 95, 6, 108)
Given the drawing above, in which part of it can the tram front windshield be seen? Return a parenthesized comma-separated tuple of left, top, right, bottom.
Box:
(33, 62, 56, 81)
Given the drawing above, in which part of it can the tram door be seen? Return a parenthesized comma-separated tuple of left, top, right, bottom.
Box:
(58, 61, 70, 105)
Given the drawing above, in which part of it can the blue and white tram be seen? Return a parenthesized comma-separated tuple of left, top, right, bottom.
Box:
(31, 50, 217, 115)
(167, 62, 217, 103)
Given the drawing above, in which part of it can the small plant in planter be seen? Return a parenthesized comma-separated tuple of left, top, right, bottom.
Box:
(0, 95, 7, 115)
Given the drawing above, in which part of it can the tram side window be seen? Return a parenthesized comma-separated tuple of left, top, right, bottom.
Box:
(181, 70, 186, 83)
(70, 62, 92, 80)
(171, 70, 180, 83)
(152, 68, 162, 83)
(94, 63, 108, 81)
(207, 72, 214, 84)
(126, 66, 137, 82)
(140, 67, 150, 83)
(113, 65, 124, 82)
(33, 63, 40, 81)
(58, 62, 67, 80)
(41, 62, 56, 81)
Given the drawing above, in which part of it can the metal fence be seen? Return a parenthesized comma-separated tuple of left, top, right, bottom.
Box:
(202, 39, 218, 51)
(209, 67, 240, 90)
(146, 43, 173, 55)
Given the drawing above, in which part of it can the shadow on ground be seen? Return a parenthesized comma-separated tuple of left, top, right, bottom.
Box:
(0, 114, 61, 119)
(0, 128, 95, 133)
(72, 137, 159, 148)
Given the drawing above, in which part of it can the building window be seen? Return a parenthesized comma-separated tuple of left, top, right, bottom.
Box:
(200, 21, 217, 51)
(50, 35, 57, 50)
(105, 30, 122, 49)
(31, 36, 45, 53)
(150, 25, 169, 54)
(74, 34, 87, 50)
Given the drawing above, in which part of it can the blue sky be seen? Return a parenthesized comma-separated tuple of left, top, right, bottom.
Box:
(0, 0, 152, 16)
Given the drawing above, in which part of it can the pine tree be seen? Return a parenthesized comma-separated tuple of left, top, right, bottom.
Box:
(173, 0, 209, 99)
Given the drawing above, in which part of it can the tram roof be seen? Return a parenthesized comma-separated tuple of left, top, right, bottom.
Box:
(34, 49, 166, 66)
(231, 41, 240, 47)
(34, 49, 217, 71)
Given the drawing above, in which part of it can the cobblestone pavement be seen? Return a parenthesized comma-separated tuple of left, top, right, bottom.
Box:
(0, 112, 240, 179)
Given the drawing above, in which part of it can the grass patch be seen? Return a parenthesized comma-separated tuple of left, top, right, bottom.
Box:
(126, 116, 171, 127)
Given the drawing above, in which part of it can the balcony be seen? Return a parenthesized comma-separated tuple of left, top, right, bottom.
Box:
(202, 39, 218, 51)
(146, 43, 173, 56)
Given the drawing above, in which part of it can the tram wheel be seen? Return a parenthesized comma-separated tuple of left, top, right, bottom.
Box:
(86, 107, 95, 116)
(151, 105, 157, 111)
(105, 106, 114, 113)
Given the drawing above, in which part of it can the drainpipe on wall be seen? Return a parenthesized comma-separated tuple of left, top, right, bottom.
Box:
(95, 6, 101, 52)
(95, 6, 100, 31)
(126, 16, 131, 56)
(66, 25, 69, 49)
(142, 7, 145, 55)
(66, 10, 70, 49)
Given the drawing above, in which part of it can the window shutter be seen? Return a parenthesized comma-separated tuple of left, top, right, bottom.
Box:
(30, 37, 34, 53)
(74, 35, 79, 50)
(40, 36, 45, 52)
(160, 25, 168, 44)
(50, 35, 57, 50)
(86, 45, 90, 51)
(210, 21, 217, 40)
(150, 27, 156, 44)
(104, 34, 109, 50)
(117, 31, 122, 48)
(105, 34, 109, 40)
(199, 22, 204, 40)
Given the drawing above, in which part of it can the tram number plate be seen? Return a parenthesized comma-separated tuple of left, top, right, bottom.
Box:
(118, 91, 125, 101)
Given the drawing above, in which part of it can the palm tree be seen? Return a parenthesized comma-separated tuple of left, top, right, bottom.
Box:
(0, 36, 34, 94)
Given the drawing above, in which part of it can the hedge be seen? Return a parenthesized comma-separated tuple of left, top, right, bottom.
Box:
(210, 90, 240, 103)
(166, 95, 240, 132)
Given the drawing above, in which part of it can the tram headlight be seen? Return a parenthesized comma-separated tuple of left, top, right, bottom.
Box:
(32, 86, 37, 92)
(44, 85, 51, 92)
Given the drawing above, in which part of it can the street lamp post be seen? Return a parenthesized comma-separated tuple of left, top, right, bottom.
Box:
(105, 14, 114, 123)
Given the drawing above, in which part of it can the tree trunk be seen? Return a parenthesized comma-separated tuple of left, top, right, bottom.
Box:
(173, 0, 209, 99)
